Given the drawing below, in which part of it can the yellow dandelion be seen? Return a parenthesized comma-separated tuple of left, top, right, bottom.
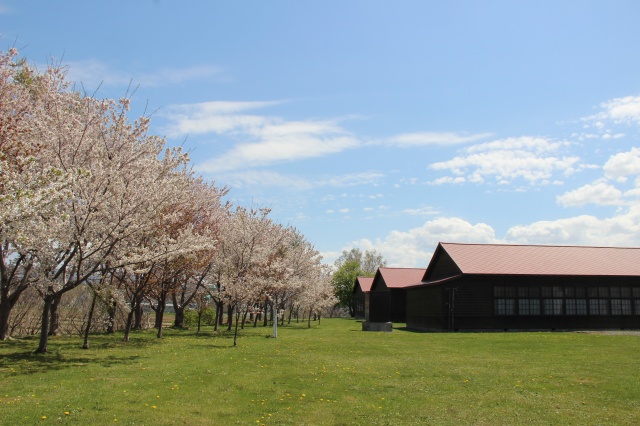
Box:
(152, 405, 157, 409)
(41, 416, 46, 420)
(64, 412, 70, 416)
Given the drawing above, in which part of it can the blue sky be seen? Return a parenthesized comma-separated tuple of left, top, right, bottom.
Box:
(4, 1, 640, 267)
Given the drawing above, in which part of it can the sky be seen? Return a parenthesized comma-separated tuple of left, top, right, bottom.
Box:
(4, 1, 640, 267)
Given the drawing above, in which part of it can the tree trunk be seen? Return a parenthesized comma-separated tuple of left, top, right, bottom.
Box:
(241, 310, 248, 330)
(226, 305, 234, 331)
(233, 308, 241, 346)
(0, 253, 33, 340)
(133, 294, 144, 329)
(253, 310, 259, 328)
(106, 300, 117, 334)
(35, 293, 54, 354)
(122, 298, 137, 343)
(213, 301, 221, 332)
(308, 307, 312, 328)
(0, 289, 13, 340)
(156, 303, 166, 338)
(48, 293, 62, 336)
(174, 306, 185, 329)
(197, 312, 202, 335)
(269, 303, 274, 326)
(83, 292, 97, 349)
(263, 301, 269, 327)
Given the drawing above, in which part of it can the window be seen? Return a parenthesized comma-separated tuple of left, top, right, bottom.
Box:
(598, 287, 609, 298)
(575, 287, 587, 298)
(610, 287, 621, 298)
(495, 299, 515, 315)
(589, 299, 608, 315)
(611, 299, 632, 315)
(621, 287, 631, 298)
(565, 287, 575, 298)
(633, 288, 640, 298)
(519, 299, 540, 315)
(543, 299, 563, 315)
(635, 300, 640, 315)
(494, 286, 505, 297)
(566, 299, 587, 315)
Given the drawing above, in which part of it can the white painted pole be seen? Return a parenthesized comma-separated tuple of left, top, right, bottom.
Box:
(272, 306, 277, 338)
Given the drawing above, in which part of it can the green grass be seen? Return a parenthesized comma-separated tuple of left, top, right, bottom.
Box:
(1, 319, 640, 425)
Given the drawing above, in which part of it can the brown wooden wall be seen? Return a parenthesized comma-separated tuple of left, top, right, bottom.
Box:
(353, 287, 365, 319)
(406, 274, 640, 331)
(369, 289, 408, 323)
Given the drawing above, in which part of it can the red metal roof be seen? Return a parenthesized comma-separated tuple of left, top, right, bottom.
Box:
(377, 267, 426, 288)
(356, 276, 374, 292)
(439, 242, 640, 276)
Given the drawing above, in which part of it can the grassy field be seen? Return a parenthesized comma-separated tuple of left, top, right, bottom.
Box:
(1, 319, 640, 425)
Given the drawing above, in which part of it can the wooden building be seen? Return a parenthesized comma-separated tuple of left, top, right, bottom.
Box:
(406, 243, 640, 331)
(369, 267, 425, 323)
(353, 276, 374, 319)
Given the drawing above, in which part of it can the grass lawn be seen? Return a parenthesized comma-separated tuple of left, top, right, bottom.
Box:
(1, 319, 640, 425)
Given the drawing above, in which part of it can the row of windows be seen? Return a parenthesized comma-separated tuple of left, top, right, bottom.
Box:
(495, 285, 640, 299)
(495, 298, 640, 316)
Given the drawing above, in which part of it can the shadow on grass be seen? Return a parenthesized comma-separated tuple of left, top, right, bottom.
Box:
(0, 350, 144, 374)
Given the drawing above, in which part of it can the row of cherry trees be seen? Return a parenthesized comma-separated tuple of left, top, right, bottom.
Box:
(0, 49, 335, 352)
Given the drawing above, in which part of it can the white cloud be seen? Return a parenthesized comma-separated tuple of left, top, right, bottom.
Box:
(383, 131, 492, 147)
(350, 217, 497, 267)
(592, 96, 640, 125)
(219, 170, 383, 191)
(579, 95, 640, 137)
(504, 207, 640, 247)
(556, 182, 624, 207)
(65, 60, 222, 90)
(161, 101, 278, 137)
(464, 136, 568, 154)
(604, 147, 640, 179)
(197, 131, 360, 173)
(221, 170, 313, 191)
(429, 176, 466, 185)
(429, 136, 580, 186)
(402, 206, 440, 216)
(343, 207, 640, 268)
(164, 101, 364, 173)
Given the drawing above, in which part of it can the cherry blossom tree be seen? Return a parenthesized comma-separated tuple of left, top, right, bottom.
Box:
(4, 53, 197, 353)
(0, 50, 75, 340)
